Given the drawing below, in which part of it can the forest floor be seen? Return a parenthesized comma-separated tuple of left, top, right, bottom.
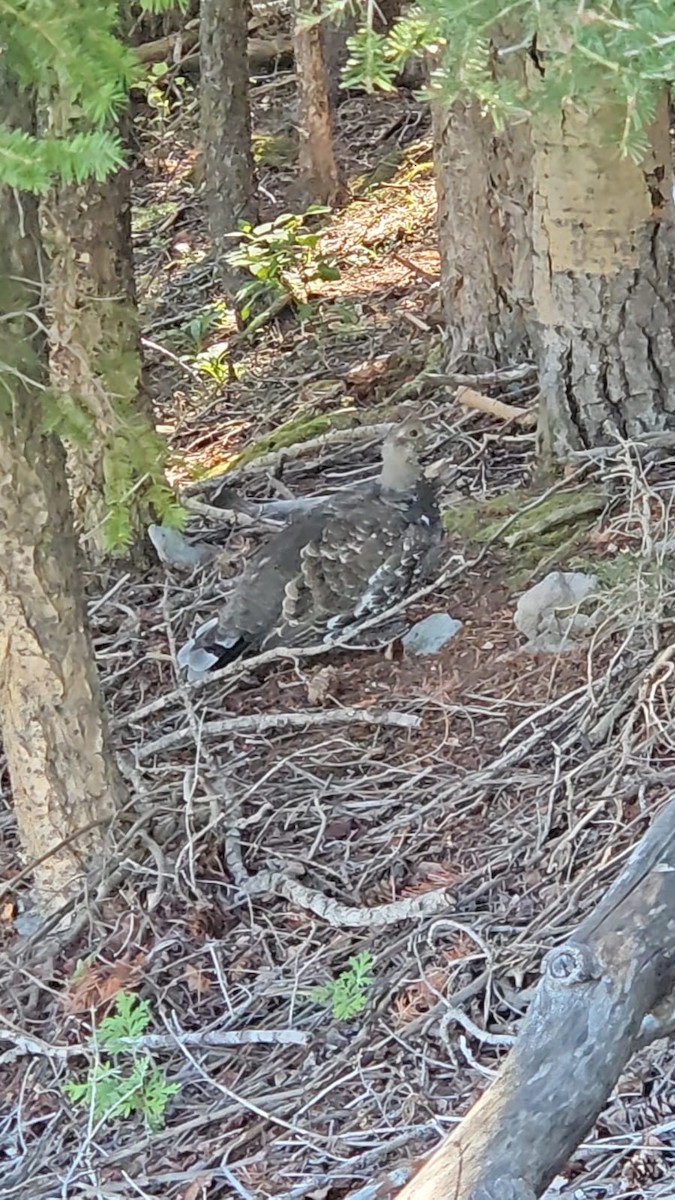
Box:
(3, 32, 675, 1200)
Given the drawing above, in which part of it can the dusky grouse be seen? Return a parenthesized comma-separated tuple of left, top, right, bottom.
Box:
(177, 418, 442, 679)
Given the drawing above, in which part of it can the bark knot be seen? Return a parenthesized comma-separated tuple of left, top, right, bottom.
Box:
(543, 941, 601, 987)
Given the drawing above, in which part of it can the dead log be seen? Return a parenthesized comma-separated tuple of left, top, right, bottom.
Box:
(133, 29, 199, 63)
(133, 30, 293, 71)
(391, 795, 675, 1200)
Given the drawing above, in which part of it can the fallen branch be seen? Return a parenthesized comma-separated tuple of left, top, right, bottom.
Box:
(136, 706, 421, 761)
(428, 364, 536, 388)
(0, 1024, 307, 1062)
(180, 490, 351, 527)
(133, 29, 199, 64)
(141, 336, 202, 384)
(133, 31, 293, 72)
(388, 794, 675, 1200)
(455, 385, 536, 427)
(239, 870, 454, 926)
(181, 495, 260, 526)
(226, 824, 453, 926)
(193, 421, 391, 492)
(502, 493, 606, 548)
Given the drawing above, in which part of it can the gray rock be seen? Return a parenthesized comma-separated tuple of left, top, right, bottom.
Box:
(148, 524, 215, 570)
(402, 612, 462, 655)
(514, 570, 598, 652)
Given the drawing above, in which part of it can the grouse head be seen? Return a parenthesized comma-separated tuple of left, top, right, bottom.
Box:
(379, 417, 426, 492)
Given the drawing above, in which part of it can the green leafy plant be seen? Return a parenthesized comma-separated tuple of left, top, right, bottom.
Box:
(145, 61, 189, 124)
(311, 951, 374, 1021)
(63, 992, 179, 1131)
(194, 348, 232, 385)
(183, 305, 227, 351)
(226, 208, 340, 321)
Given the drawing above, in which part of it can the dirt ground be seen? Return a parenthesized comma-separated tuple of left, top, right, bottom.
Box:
(2, 31, 675, 1200)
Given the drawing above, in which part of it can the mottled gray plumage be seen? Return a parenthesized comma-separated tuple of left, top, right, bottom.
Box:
(177, 419, 441, 679)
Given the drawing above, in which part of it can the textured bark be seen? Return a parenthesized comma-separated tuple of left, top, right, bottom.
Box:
(433, 95, 532, 367)
(0, 95, 126, 914)
(41, 155, 159, 564)
(394, 795, 675, 1200)
(293, 0, 343, 206)
(320, 16, 357, 110)
(531, 94, 675, 457)
(200, 0, 258, 292)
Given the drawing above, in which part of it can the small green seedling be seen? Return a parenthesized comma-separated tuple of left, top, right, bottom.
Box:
(183, 305, 226, 351)
(194, 347, 232, 384)
(311, 951, 374, 1021)
(63, 992, 179, 1131)
(226, 207, 340, 321)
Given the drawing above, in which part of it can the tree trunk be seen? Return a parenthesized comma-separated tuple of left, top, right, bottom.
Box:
(200, 0, 258, 293)
(433, 94, 532, 367)
(320, 15, 357, 111)
(531, 94, 675, 458)
(0, 98, 126, 916)
(41, 149, 161, 564)
(293, 0, 343, 206)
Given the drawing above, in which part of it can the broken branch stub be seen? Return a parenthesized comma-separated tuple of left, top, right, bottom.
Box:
(392, 796, 675, 1200)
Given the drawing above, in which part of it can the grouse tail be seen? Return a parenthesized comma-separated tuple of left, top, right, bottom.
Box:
(177, 617, 245, 681)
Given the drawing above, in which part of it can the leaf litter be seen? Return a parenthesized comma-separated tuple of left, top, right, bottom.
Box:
(1, 34, 675, 1200)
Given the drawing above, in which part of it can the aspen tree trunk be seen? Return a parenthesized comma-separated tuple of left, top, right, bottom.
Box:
(0, 90, 126, 916)
(433, 94, 532, 367)
(293, 0, 343, 206)
(200, 0, 258, 292)
(531, 95, 675, 457)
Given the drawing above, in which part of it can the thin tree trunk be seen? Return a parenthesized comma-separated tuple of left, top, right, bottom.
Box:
(0, 101, 126, 915)
(433, 93, 532, 368)
(200, 0, 258, 293)
(293, 0, 343, 206)
(42, 146, 161, 564)
(531, 93, 675, 458)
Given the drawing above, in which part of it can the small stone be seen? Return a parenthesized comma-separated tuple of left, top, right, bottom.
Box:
(148, 525, 215, 570)
(514, 571, 598, 652)
(402, 612, 462, 656)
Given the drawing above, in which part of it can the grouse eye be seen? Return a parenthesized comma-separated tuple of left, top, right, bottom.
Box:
(409, 428, 420, 437)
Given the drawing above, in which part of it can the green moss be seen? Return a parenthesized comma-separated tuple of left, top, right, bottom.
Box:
(252, 132, 296, 167)
(202, 403, 401, 479)
(353, 149, 404, 196)
(443, 485, 607, 586)
(132, 202, 175, 234)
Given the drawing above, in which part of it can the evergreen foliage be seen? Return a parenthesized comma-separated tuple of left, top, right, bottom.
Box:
(342, 0, 675, 160)
(1, 0, 186, 550)
(1, 1, 139, 189)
